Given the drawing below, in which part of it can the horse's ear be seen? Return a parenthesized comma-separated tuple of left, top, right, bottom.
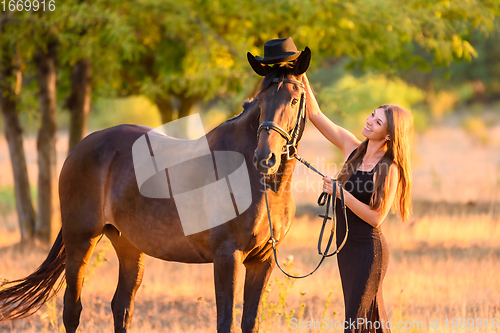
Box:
(247, 52, 270, 76)
(294, 47, 311, 75)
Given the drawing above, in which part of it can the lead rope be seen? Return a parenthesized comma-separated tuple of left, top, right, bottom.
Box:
(263, 154, 349, 279)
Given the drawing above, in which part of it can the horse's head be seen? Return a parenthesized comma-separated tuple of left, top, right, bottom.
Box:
(247, 47, 311, 175)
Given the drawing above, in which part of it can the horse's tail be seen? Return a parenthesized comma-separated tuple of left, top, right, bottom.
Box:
(0, 229, 66, 320)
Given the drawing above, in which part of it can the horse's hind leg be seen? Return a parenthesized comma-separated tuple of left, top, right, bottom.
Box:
(63, 232, 102, 333)
(105, 226, 145, 333)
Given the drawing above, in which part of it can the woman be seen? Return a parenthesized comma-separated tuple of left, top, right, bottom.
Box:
(305, 75, 413, 333)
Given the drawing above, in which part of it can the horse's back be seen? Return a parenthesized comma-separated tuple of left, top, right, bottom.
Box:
(60, 124, 150, 193)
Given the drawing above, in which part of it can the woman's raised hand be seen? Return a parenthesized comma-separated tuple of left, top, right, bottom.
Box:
(302, 73, 318, 119)
(303, 72, 311, 87)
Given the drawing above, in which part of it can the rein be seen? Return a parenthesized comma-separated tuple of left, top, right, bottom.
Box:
(258, 78, 349, 279)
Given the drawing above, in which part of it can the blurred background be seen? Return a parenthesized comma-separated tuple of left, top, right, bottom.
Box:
(1, 0, 499, 332)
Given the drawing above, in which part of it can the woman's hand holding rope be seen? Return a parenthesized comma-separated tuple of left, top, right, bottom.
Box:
(322, 176, 341, 198)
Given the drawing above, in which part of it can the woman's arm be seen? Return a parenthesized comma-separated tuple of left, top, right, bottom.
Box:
(304, 74, 360, 159)
(322, 163, 399, 228)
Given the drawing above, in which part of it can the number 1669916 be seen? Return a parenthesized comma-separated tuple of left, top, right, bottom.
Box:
(2, 0, 56, 11)
(443, 318, 498, 330)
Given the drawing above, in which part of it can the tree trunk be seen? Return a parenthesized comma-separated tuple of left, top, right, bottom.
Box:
(34, 43, 60, 244)
(178, 94, 195, 120)
(0, 46, 36, 244)
(155, 95, 175, 124)
(66, 58, 91, 152)
(175, 95, 197, 136)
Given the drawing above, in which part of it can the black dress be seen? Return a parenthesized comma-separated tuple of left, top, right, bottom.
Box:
(335, 153, 391, 333)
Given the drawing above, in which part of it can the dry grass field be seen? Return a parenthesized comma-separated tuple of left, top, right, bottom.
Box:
(0, 122, 499, 332)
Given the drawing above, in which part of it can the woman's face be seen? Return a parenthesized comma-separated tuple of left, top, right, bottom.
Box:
(361, 108, 389, 141)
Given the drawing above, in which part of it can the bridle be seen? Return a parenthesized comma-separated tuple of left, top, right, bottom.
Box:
(256, 78, 306, 160)
(256, 76, 349, 279)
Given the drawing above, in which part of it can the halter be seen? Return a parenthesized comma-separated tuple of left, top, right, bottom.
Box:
(256, 78, 306, 160)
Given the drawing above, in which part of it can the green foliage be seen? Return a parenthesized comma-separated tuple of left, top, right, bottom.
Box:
(1, 0, 499, 133)
(461, 115, 490, 144)
(111, 0, 500, 113)
(398, 21, 500, 103)
(260, 259, 300, 332)
(119, 0, 258, 102)
(89, 97, 162, 130)
(319, 292, 335, 333)
(0, 0, 142, 114)
(427, 89, 459, 120)
(2, 0, 498, 125)
(0, 185, 36, 228)
(260, 258, 336, 332)
(455, 83, 475, 102)
(86, 239, 111, 280)
(411, 107, 431, 133)
(318, 73, 425, 131)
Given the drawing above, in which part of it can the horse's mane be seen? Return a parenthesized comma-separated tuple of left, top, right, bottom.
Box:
(223, 99, 255, 123)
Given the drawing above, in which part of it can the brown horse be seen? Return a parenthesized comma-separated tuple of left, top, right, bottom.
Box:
(0, 48, 312, 333)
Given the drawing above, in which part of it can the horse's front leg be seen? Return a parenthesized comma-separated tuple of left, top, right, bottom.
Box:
(241, 255, 275, 333)
(213, 242, 242, 333)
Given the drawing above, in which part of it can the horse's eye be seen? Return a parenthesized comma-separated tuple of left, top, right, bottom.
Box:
(291, 98, 299, 106)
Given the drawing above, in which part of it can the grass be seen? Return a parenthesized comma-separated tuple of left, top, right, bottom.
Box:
(0, 119, 499, 332)
(0, 202, 499, 332)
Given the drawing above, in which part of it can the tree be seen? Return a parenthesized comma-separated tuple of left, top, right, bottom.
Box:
(61, 0, 139, 150)
(33, 40, 59, 243)
(108, 0, 262, 123)
(396, 22, 500, 104)
(0, 32, 36, 244)
(66, 58, 92, 151)
(0, 0, 138, 243)
(1, 0, 499, 245)
(115, 0, 499, 123)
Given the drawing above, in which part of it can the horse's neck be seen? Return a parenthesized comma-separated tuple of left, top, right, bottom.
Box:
(208, 100, 259, 155)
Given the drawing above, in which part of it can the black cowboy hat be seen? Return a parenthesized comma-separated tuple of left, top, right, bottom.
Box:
(253, 37, 301, 64)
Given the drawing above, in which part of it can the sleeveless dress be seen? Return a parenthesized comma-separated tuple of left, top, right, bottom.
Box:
(335, 151, 391, 333)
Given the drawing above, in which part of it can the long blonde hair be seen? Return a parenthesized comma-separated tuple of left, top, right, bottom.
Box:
(337, 104, 413, 221)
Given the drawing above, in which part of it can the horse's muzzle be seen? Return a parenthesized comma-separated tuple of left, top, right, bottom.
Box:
(253, 151, 278, 174)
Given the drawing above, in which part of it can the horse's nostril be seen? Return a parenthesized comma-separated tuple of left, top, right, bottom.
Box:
(254, 151, 277, 173)
(267, 153, 276, 168)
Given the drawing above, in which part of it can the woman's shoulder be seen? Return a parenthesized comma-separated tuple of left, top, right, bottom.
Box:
(344, 146, 359, 163)
(374, 161, 398, 184)
(388, 162, 399, 179)
(387, 161, 398, 173)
